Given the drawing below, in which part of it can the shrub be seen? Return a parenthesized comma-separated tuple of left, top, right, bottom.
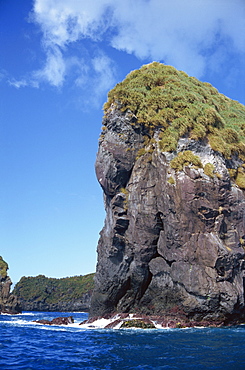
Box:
(222, 128, 239, 144)
(190, 124, 207, 140)
(170, 150, 203, 172)
(204, 163, 215, 178)
(235, 168, 245, 189)
(208, 135, 231, 158)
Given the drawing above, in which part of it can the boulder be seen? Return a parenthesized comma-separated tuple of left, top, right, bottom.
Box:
(34, 316, 74, 325)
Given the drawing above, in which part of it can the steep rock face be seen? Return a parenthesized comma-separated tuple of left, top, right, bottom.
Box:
(19, 293, 91, 312)
(0, 256, 21, 314)
(90, 63, 245, 324)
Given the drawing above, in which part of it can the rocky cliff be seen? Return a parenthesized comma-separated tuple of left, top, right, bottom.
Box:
(0, 256, 21, 314)
(90, 62, 245, 325)
(13, 273, 94, 312)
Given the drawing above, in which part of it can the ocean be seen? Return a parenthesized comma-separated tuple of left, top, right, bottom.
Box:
(0, 311, 245, 369)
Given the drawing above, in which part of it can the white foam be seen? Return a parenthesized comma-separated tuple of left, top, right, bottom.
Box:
(3, 319, 35, 326)
(1, 312, 196, 331)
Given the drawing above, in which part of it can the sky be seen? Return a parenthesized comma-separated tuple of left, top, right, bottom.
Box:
(0, 0, 244, 284)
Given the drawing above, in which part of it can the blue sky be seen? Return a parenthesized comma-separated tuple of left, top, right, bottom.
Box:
(0, 0, 244, 284)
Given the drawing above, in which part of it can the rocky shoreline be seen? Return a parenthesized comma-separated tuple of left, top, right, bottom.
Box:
(33, 312, 245, 329)
(83, 312, 245, 329)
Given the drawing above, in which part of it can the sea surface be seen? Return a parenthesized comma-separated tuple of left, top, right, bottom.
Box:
(1, 311, 245, 370)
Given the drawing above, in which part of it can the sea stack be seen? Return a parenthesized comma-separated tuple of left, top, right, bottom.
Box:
(0, 256, 22, 314)
(90, 62, 245, 325)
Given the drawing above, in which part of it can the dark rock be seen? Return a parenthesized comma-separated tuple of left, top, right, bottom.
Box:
(18, 293, 92, 312)
(90, 65, 245, 325)
(34, 319, 52, 325)
(0, 256, 22, 314)
(34, 316, 74, 325)
(104, 319, 122, 329)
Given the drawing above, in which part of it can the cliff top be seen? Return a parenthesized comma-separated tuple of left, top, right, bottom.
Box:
(102, 62, 245, 189)
(103, 62, 245, 160)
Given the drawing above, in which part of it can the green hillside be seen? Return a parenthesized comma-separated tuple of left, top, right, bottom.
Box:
(13, 273, 94, 305)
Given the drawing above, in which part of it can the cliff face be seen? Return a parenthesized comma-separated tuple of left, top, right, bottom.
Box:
(17, 293, 91, 312)
(13, 274, 94, 312)
(90, 63, 245, 324)
(0, 256, 21, 314)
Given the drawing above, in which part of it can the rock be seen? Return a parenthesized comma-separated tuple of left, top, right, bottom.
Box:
(121, 319, 155, 329)
(0, 256, 22, 314)
(90, 63, 245, 325)
(34, 316, 74, 325)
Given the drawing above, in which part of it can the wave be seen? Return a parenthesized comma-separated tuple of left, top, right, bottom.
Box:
(0, 312, 35, 317)
(3, 312, 242, 332)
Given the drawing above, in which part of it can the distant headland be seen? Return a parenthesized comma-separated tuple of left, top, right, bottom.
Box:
(13, 273, 94, 312)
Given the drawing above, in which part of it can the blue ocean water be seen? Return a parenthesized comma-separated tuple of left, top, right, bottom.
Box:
(0, 312, 245, 370)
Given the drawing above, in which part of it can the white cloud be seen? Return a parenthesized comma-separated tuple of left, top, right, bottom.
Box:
(32, 46, 66, 87)
(92, 53, 116, 96)
(9, 79, 29, 89)
(18, 0, 244, 95)
(73, 51, 116, 109)
(110, 0, 244, 76)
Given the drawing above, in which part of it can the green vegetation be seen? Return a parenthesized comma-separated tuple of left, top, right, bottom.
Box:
(235, 167, 245, 189)
(204, 163, 215, 178)
(170, 150, 203, 172)
(121, 319, 155, 329)
(0, 256, 8, 278)
(13, 273, 95, 304)
(167, 176, 175, 184)
(120, 187, 129, 210)
(104, 62, 245, 159)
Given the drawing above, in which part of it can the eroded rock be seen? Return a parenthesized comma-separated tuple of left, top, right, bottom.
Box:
(0, 256, 22, 314)
(34, 316, 74, 325)
(90, 64, 245, 325)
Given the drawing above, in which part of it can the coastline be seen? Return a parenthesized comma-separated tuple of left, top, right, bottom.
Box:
(31, 311, 245, 329)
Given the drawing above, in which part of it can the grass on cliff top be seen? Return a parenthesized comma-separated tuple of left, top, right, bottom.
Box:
(104, 62, 245, 161)
(0, 256, 8, 278)
(13, 273, 95, 304)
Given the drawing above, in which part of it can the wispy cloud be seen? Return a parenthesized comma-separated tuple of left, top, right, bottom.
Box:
(32, 46, 66, 87)
(13, 0, 245, 100)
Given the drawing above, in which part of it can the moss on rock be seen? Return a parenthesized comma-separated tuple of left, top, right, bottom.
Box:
(170, 150, 203, 172)
(121, 319, 155, 329)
